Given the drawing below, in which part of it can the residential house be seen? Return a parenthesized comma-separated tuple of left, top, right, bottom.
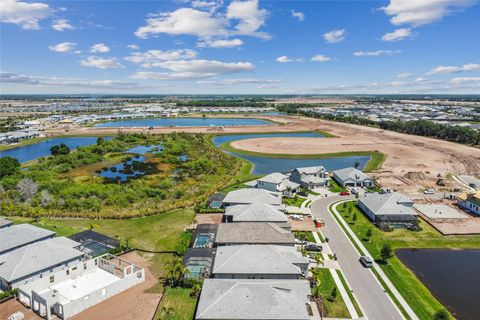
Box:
(196, 279, 311, 320)
(0, 224, 55, 255)
(0, 237, 85, 290)
(215, 222, 295, 246)
(457, 191, 480, 216)
(223, 203, 289, 230)
(222, 188, 282, 208)
(251, 172, 300, 196)
(290, 166, 330, 189)
(358, 192, 418, 226)
(212, 245, 309, 279)
(332, 167, 374, 187)
(17, 254, 145, 320)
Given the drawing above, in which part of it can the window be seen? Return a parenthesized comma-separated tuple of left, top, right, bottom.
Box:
(49, 276, 54, 283)
(83, 263, 87, 270)
(66, 270, 69, 275)
(101, 288, 106, 296)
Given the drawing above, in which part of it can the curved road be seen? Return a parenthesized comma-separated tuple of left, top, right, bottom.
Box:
(311, 196, 404, 320)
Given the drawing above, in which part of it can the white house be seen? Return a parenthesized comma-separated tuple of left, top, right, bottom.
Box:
(222, 188, 283, 208)
(289, 166, 330, 189)
(223, 203, 288, 225)
(17, 254, 145, 320)
(332, 167, 374, 188)
(249, 172, 300, 196)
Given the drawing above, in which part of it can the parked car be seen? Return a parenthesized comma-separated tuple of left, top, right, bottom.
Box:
(340, 191, 350, 196)
(295, 238, 307, 245)
(305, 243, 322, 252)
(359, 256, 373, 268)
(424, 189, 435, 194)
(350, 187, 358, 194)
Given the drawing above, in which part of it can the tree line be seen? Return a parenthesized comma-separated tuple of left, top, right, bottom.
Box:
(277, 105, 480, 146)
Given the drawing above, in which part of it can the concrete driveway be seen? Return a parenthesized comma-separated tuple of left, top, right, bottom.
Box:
(310, 196, 404, 320)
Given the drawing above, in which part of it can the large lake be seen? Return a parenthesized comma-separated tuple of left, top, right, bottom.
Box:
(0, 137, 110, 163)
(94, 117, 271, 128)
(397, 248, 480, 320)
(212, 132, 370, 174)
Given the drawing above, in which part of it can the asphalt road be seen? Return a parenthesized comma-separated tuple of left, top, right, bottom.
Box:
(311, 196, 404, 320)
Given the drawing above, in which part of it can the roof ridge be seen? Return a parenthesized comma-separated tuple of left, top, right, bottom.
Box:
(214, 245, 248, 273)
(197, 281, 239, 318)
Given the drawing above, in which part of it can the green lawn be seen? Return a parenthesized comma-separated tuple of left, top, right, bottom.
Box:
(294, 231, 316, 243)
(336, 201, 480, 320)
(283, 196, 306, 207)
(155, 287, 197, 320)
(314, 268, 350, 318)
(328, 179, 347, 193)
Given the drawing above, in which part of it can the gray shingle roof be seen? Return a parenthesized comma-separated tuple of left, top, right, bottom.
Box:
(258, 172, 289, 184)
(333, 167, 372, 183)
(0, 237, 84, 282)
(0, 224, 55, 254)
(213, 245, 307, 275)
(196, 279, 310, 319)
(359, 192, 417, 216)
(0, 217, 13, 228)
(225, 203, 287, 223)
(222, 188, 282, 206)
(215, 223, 294, 245)
(293, 166, 326, 175)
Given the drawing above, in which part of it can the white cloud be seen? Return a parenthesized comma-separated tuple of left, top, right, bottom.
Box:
(449, 77, 480, 84)
(48, 42, 76, 53)
(276, 56, 292, 63)
(197, 38, 243, 48)
(0, 71, 153, 90)
(90, 43, 110, 53)
(397, 72, 413, 78)
(353, 50, 401, 57)
(80, 56, 124, 69)
(311, 54, 331, 62)
(125, 49, 198, 67)
(323, 29, 346, 43)
(382, 0, 476, 27)
(51, 19, 73, 31)
(135, 8, 227, 39)
(135, 0, 269, 40)
(381, 28, 411, 41)
(0, 0, 51, 29)
(198, 78, 283, 85)
(131, 59, 254, 80)
(127, 44, 139, 50)
(226, 0, 269, 39)
(291, 10, 304, 22)
(426, 63, 480, 75)
(191, 0, 223, 13)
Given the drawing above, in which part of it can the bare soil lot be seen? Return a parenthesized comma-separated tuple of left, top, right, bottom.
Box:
(70, 251, 161, 320)
(0, 299, 43, 320)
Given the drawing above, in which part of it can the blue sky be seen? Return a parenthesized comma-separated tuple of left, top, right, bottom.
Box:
(1, 0, 479, 94)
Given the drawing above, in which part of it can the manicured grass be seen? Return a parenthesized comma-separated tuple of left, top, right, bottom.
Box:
(294, 231, 316, 243)
(328, 179, 347, 193)
(336, 270, 363, 317)
(155, 287, 197, 320)
(314, 268, 350, 318)
(9, 208, 195, 252)
(336, 201, 480, 320)
(283, 196, 305, 207)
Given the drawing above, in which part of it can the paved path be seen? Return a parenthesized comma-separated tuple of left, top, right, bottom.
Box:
(310, 196, 405, 320)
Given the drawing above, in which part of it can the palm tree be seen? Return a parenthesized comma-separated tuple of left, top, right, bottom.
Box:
(191, 283, 202, 297)
(158, 307, 175, 320)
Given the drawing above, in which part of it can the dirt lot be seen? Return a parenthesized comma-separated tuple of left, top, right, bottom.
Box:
(194, 213, 223, 225)
(0, 299, 43, 320)
(70, 251, 161, 320)
(289, 215, 316, 232)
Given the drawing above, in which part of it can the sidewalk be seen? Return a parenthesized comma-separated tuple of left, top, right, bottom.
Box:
(331, 201, 419, 320)
(311, 230, 358, 319)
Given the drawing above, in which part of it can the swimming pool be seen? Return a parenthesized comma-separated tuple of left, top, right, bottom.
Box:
(193, 234, 214, 248)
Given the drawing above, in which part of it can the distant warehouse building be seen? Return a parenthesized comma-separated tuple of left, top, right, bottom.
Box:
(357, 192, 418, 227)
